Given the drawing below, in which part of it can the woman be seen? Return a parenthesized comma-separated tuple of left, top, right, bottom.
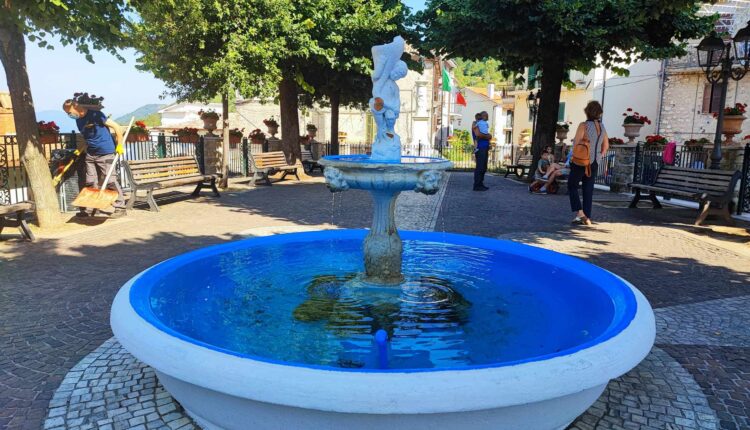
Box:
(569, 101, 609, 225)
(529, 146, 562, 194)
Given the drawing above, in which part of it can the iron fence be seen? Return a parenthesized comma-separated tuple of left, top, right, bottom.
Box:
(594, 148, 617, 186)
(739, 143, 750, 215)
(633, 144, 711, 185)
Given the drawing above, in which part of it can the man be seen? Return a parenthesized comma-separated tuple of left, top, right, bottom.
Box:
(63, 99, 126, 216)
(471, 111, 492, 191)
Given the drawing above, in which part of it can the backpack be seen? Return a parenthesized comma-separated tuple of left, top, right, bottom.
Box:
(662, 141, 676, 165)
(571, 122, 601, 177)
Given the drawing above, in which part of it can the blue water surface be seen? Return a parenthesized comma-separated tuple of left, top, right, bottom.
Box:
(130, 230, 635, 371)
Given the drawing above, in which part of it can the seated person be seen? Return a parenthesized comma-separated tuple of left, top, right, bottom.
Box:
(529, 146, 564, 194)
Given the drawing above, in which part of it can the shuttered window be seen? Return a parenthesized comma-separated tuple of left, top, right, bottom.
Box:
(701, 83, 722, 114)
(528, 65, 539, 89)
(558, 102, 566, 122)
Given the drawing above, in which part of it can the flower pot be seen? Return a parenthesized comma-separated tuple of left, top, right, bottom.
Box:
(127, 133, 149, 143)
(622, 124, 644, 143)
(267, 125, 279, 138)
(230, 136, 242, 145)
(178, 134, 199, 144)
(555, 129, 568, 143)
(721, 115, 746, 146)
(202, 117, 218, 134)
(39, 134, 58, 145)
(251, 137, 265, 146)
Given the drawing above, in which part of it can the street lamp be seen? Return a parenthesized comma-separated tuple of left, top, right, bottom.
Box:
(697, 22, 750, 169)
(527, 90, 540, 148)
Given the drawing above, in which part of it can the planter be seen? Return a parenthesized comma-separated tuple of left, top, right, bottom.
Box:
(39, 134, 59, 145)
(267, 125, 279, 138)
(251, 137, 265, 146)
(177, 134, 199, 144)
(622, 124, 644, 144)
(555, 129, 568, 144)
(126, 133, 149, 143)
(230, 136, 242, 145)
(721, 115, 746, 146)
(202, 117, 218, 134)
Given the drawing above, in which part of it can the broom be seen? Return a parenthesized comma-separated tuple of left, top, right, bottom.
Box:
(72, 117, 134, 210)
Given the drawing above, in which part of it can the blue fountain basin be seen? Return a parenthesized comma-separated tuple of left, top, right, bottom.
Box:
(111, 230, 655, 428)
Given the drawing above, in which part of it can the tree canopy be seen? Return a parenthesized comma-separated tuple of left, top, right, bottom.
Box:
(417, 0, 715, 167)
(453, 58, 509, 88)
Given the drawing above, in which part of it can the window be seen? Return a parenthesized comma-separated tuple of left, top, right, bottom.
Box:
(528, 65, 539, 89)
(702, 83, 722, 114)
(558, 102, 566, 122)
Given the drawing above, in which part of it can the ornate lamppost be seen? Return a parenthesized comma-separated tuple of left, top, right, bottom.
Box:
(526, 90, 540, 150)
(696, 22, 750, 169)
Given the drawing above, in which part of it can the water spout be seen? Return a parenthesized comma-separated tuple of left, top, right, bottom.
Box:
(375, 329, 389, 369)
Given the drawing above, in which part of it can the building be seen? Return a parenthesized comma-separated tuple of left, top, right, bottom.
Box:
(156, 102, 223, 131)
(0, 92, 15, 135)
(451, 84, 515, 145)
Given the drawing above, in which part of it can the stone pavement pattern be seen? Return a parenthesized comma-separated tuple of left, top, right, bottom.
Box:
(1, 173, 748, 429)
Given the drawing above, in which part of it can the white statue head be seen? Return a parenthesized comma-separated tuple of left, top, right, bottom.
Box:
(390, 60, 408, 80)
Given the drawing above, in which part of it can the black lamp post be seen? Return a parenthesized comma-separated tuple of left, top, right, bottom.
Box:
(697, 22, 750, 169)
(527, 90, 540, 149)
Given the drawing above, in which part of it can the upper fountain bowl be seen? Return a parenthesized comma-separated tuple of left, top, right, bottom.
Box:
(319, 155, 453, 194)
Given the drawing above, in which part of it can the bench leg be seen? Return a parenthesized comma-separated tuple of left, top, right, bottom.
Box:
(504, 169, 510, 178)
(695, 200, 711, 226)
(146, 189, 159, 212)
(628, 189, 642, 208)
(16, 210, 35, 242)
(263, 171, 272, 186)
(126, 189, 137, 211)
(0, 215, 5, 236)
(209, 177, 220, 197)
(191, 182, 204, 197)
(649, 191, 662, 209)
(293, 168, 300, 181)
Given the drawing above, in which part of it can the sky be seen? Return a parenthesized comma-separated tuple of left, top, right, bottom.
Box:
(0, 0, 427, 121)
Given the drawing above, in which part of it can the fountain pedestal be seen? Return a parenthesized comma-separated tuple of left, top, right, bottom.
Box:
(364, 189, 402, 282)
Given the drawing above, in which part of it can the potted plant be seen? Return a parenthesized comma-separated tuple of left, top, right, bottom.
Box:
(684, 137, 710, 149)
(199, 109, 220, 134)
(715, 103, 747, 145)
(609, 137, 625, 146)
(622, 108, 651, 143)
(173, 127, 200, 144)
(644, 134, 667, 150)
(249, 129, 266, 145)
(72, 92, 104, 110)
(127, 121, 150, 142)
(555, 122, 570, 142)
(38, 121, 60, 145)
(229, 128, 244, 146)
(263, 117, 279, 138)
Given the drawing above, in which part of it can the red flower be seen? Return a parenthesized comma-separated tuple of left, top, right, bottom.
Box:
(627, 108, 633, 111)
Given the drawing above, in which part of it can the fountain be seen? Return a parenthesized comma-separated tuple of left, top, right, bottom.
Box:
(111, 36, 655, 430)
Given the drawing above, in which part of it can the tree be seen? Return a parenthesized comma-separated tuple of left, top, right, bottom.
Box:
(273, 0, 405, 162)
(418, 0, 715, 171)
(131, 0, 286, 186)
(453, 58, 508, 88)
(0, 0, 130, 227)
(297, 0, 406, 154)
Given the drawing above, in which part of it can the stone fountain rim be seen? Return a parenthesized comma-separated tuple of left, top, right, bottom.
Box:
(319, 155, 453, 170)
(111, 229, 655, 414)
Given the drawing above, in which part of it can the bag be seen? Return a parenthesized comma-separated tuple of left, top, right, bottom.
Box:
(662, 141, 676, 165)
(571, 133, 592, 177)
(529, 180, 559, 194)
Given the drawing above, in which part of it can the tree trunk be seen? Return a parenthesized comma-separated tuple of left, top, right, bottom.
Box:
(0, 22, 62, 227)
(219, 92, 230, 188)
(330, 89, 340, 156)
(278, 70, 301, 164)
(531, 57, 565, 175)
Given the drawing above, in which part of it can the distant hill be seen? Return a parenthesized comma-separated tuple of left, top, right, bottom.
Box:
(36, 110, 77, 132)
(115, 104, 165, 125)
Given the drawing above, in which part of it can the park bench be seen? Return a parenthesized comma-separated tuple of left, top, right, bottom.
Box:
(628, 165, 740, 225)
(300, 149, 324, 174)
(124, 156, 220, 212)
(0, 202, 35, 241)
(250, 151, 300, 186)
(505, 154, 533, 179)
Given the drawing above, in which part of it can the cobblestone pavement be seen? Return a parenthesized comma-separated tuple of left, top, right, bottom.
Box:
(1, 172, 749, 429)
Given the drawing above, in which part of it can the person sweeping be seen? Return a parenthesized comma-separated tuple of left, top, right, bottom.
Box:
(62, 93, 126, 217)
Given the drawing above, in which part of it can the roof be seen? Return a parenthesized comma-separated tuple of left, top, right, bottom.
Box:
(158, 102, 222, 114)
(465, 86, 505, 104)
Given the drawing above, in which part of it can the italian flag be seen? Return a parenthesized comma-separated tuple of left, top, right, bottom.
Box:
(442, 67, 451, 92)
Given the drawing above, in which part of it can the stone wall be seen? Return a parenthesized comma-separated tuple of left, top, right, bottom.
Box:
(659, 69, 750, 143)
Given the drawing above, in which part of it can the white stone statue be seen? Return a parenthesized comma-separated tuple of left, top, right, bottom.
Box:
(369, 36, 408, 161)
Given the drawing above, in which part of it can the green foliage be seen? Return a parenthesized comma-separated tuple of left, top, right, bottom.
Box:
(1, 0, 131, 62)
(453, 58, 509, 88)
(418, 1, 715, 78)
(449, 129, 473, 149)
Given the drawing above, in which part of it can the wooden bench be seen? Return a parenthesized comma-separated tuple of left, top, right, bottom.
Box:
(300, 149, 324, 174)
(250, 151, 300, 186)
(505, 154, 533, 178)
(628, 165, 740, 225)
(0, 202, 35, 241)
(124, 156, 219, 212)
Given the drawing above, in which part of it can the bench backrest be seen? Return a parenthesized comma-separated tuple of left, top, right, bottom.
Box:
(126, 156, 201, 185)
(300, 149, 313, 162)
(654, 166, 740, 198)
(516, 155, 533, 166)
(251, 151, 294, 170)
